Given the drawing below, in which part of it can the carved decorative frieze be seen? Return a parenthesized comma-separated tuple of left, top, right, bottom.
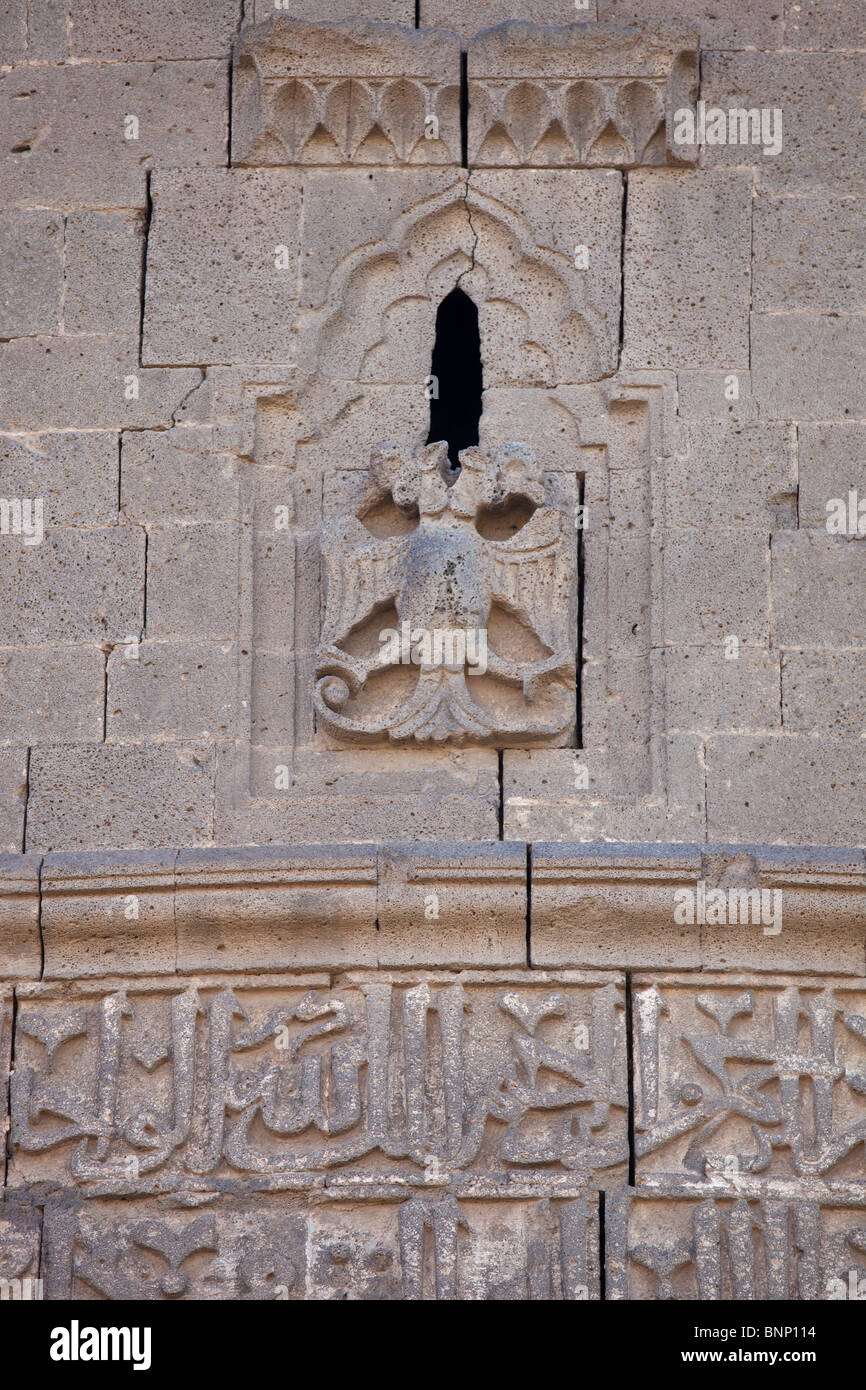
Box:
(468, 22, 699, 168)
(232, 18, 462, 167)
(634, 975, 866, 1183)
(231, 18, 698, 172)
(314, 442, 577, 745)
(607, 1188, 866, 1301)
(8, 973, 627, 1194)
(39, 1194, 599, 1300)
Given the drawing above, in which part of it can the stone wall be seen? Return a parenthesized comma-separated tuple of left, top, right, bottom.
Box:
(1, 0, 865, 1303)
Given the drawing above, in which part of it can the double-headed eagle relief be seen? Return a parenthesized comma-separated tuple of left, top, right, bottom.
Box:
(314, 441, 576, 744)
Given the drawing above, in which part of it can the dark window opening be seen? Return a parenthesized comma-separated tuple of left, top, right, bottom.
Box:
(426, 286, 483, 472)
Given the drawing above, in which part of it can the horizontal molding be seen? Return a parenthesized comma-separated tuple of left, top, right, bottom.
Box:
(1, 841, 863, 981)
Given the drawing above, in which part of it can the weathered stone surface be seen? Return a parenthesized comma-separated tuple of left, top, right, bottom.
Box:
(752, 314, 866, 420)
(120, 427, 239, 523)
(607, 1187, 866, 1300)
(376, 841, 526, 965)
(466, 19, 698, 167)
(0, 338, 201, 431)
(234, 747, 501, 843)
(9, 969, 626, 1193)
(675, 369, 757, 421)
(623, 171, 751, 369)
(427, 1, 591, 35)
(799, 423, 866, 529)
(772, 532, 866, 648)
(782, 651, 866, 735)
(145, 522, 240, 641)
(700, 52, 866, 195)
(784, 0, 866, 50)
(664, 528, 770, 645)
(706, 735, 866, 845)
(106, 641, 239, 743)
(532, 843, 703, 968)
(502, 739, 706, 843)
(174, 845, 377, 971)
(298, 166, 621, 385)
(0, 0, 26, 63)
(233, 17, 462, 166)
(0, 432, 118, 526)
(598, 0, 781, 49)
(0, 211, 63, 336)
(0, 748, 27, 855)
(0, 647, 105, 744)
(665, 421, 796, 529)
(0, 1203, 41, 1299)
(0, 527, 143, 645)
(0, 61, 228, 210)
(143, 171, 302, 366)
(64, 212, 144, 334)
(26, 744, 215, 851)
(0, 853, 42, 978)
(25, 0, 67, 59)
(663, 646, 781, 734)
(298, 167, 459, 312)
(753, 196, 866, 313)
(41, 849, 177, 978)
(68, 0, 243, 60)
(252, 0, 412, 19)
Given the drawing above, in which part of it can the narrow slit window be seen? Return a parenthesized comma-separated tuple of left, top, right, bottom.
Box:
(426, 286, 483, 471)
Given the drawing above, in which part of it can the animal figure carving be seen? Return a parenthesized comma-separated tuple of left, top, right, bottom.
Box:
(314, 440, 575, 743)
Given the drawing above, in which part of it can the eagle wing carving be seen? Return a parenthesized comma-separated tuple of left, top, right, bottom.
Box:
(319, 517, 408, 651)
(486, 508, 573, 660)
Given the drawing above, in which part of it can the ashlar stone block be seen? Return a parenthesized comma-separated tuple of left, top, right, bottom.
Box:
(665, 421, 796, 529)
(0, 338, 201, 431)
(64, 212, 144, 335)
(107, 641, 240, 743)
(782, 651, 866, 735)
(0, 61, 228, 211)
(0, 432, 118, 527)
(753, 196, 866, 313)
(623, 171, 751, 370)
(664, 528, 770, 646)
(771, 531, 866, 648)
(0, 527, 143, 645)
(798, 423, 866, 530)
(0, 647, 105, 744)
(700, 52, 866, 195)
(0, 211, 63, 336)
(598, 0, 782, 49)
(706, 735, 866, 845)
(0, 748, 28, 855)
(752, 314, 866, 421)
(26, 744, 215, 851)
(145, 522, 240, 641)
(142, 170, 302, 366)
(68, 0, 243, 61)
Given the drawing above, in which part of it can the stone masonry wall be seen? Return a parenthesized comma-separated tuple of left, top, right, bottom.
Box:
(1, 0, 865, 1304)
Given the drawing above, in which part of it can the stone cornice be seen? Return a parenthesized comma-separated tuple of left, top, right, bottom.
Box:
(1, 841, 862, 982)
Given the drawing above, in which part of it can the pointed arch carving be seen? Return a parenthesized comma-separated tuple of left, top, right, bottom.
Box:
(297, 179, 615, 388)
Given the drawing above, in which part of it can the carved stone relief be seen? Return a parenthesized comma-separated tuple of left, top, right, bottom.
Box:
(314, 441, 577, 744)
